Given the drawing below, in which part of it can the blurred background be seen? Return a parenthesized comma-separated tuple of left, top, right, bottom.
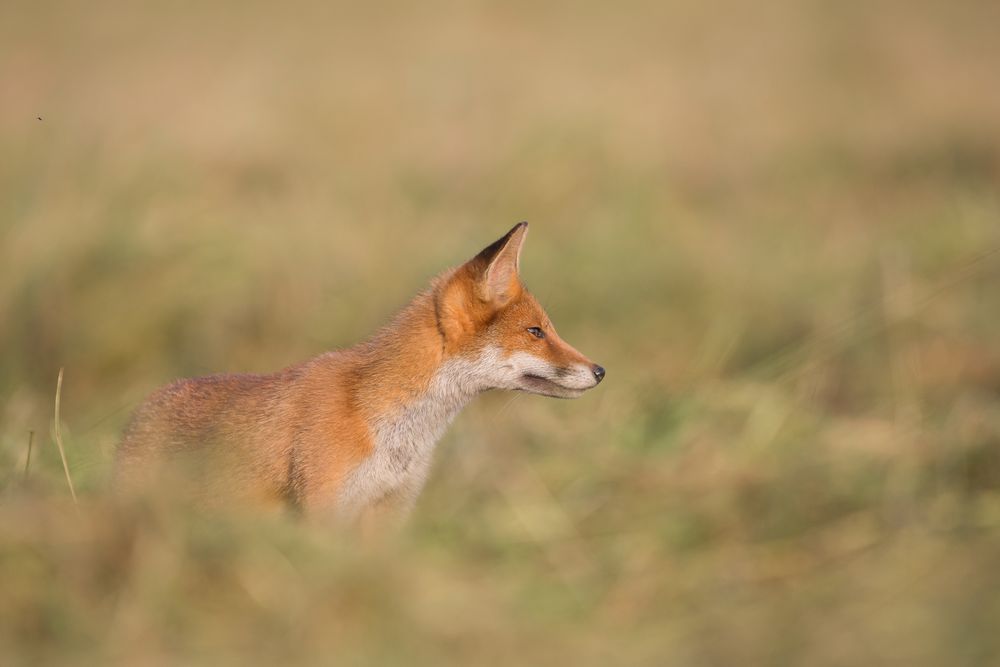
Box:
(2, 0, 1000, 664)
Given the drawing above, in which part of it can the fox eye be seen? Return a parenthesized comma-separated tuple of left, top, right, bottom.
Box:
(526, 327, 546, 339)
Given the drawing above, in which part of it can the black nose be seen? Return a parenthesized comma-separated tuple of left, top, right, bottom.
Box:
(592, 365, 605, 383)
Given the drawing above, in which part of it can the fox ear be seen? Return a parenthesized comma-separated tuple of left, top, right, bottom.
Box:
(471, 222, 528, 305)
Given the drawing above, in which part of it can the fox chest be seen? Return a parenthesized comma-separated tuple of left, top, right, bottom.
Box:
(335, 398, 461, 518)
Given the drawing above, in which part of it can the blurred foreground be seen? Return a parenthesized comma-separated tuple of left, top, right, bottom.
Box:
(2, 0, 1000, 664)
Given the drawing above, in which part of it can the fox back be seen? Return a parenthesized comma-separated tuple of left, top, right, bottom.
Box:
(115, 223, 605, 525)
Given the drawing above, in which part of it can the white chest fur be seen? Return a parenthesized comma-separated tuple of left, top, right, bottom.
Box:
(334, 354, 489, 520)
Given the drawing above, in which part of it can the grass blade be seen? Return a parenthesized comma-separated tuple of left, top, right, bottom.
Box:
(23, 430, 34, 479)
(53, 368, 78, 504)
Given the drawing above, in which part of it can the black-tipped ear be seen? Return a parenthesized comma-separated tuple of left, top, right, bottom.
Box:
(471, 222, 528, 305)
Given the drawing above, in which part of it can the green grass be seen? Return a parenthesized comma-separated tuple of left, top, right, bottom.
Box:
(3, 0, 1000, 664)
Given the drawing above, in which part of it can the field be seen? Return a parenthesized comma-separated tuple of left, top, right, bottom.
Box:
(2, 0, 1000, 664)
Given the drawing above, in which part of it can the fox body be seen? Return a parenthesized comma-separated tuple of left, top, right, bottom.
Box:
(115, 223, 604, 523)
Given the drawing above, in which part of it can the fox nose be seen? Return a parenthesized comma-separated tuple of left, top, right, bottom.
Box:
(592, 365, 605, 383)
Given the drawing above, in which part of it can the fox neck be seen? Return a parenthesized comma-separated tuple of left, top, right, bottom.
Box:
(364, 352, 485, 483)
(336, 288, 490, 518)
(353, 285, 488, 406)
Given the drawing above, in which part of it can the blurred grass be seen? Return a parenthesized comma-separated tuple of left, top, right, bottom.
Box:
(3, 0, 1000, 664)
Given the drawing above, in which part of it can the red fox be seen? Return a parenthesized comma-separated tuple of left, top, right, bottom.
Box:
(114, 223, 604, 524)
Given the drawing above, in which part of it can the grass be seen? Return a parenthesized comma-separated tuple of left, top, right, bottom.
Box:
(52, 368, 78, 505)
(2, 0, 1000, 664)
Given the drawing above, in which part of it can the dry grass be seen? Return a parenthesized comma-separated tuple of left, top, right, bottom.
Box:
(2, 0, 1000, 664)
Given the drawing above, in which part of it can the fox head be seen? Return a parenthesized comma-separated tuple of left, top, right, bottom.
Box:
(434, 222, 605, 399)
